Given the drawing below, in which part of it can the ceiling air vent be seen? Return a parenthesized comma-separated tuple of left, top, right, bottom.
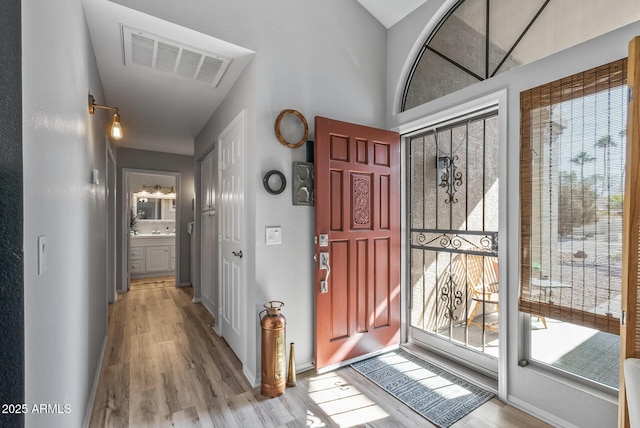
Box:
(122, 25, 231, 88)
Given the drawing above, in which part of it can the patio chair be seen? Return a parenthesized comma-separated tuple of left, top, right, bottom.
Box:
(464, 255, 547, 330)
(465, 255, 500, 332)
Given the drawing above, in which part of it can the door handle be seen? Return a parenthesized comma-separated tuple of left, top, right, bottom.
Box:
(232, 250, 243, 258)
(319, 252, 330, 293)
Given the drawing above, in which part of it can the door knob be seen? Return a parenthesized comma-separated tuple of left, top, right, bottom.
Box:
(232, 250, 243, 258)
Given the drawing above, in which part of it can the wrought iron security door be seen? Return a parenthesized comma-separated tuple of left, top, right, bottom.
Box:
(409, 110, 500, 357)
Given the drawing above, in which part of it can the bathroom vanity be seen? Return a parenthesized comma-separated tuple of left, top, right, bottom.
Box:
(129, 234, 176, 278)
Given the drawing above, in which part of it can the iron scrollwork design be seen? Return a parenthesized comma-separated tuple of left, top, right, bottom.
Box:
(412, 230, 498, 257)
(438, 155, 463, 204)
(440, 272, 463, 321)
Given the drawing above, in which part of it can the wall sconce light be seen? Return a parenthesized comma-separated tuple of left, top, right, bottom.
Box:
(138, 184, 176, 197)
(436, 156, 451, 187)
(88, 94, 123, 140)
(436, 155, 462, 204)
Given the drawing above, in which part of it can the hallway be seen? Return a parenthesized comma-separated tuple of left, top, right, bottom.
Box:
(89, 286, 548, 427)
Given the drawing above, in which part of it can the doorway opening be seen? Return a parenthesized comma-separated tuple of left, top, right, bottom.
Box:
(123, 169, 180, 292)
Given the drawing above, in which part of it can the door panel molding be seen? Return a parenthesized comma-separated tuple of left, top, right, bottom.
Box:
(314, 117, 401, 372)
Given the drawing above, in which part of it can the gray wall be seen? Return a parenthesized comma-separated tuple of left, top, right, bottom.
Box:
(116, 147, 195, 290)
(0, 0, 24, 427)
(190, 0, 388, 382)
(388, 1, 640, 426)
(22, 0, 109, 426)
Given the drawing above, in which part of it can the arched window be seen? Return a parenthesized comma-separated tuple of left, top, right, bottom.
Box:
(402, 0, 640, 111)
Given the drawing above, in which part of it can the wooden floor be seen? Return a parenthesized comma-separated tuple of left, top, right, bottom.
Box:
(90, 286, 551, 428)
(129, 275, 176, 291)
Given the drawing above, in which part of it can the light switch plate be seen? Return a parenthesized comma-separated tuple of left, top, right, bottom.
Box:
(91, 168, 100, 185)
(266, 226, 282, 245)
(37, 235, 47, 275)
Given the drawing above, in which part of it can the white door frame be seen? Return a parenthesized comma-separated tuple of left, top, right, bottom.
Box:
(395, 90, 509, 400)
(121, 168, 181, 292)
(217, 109, 247, 366)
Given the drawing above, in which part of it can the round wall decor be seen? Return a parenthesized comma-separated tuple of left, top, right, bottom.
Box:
(263, 170, 287, 195)
(274, 109, 309, 148)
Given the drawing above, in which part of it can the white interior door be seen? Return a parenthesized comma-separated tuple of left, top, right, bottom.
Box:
(218, 110, 245, 363)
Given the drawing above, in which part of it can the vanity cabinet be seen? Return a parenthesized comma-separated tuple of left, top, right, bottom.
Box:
(145, 246, 171, 273)
(170, 245, 176, 270)
(129, 247, 145, 275)
(129, 236, 175, 278)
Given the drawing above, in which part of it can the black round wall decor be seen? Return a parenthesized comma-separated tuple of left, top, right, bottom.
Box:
(263, 170, 287, 195)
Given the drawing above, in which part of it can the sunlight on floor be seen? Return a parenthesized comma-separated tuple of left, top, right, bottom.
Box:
(307, 372, 389, 427)
(379, 353, 474, 400)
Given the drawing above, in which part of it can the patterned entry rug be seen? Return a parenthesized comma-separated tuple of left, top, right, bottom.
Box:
(351, 349, 494, 428)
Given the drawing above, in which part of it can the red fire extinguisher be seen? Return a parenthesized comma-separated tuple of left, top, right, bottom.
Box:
(260, 301, 286, 397)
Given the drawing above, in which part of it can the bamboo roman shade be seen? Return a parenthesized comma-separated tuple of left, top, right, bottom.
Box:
(520, 58, 628, 335)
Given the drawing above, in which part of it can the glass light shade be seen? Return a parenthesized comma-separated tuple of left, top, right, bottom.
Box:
(110, 113, 123, 140)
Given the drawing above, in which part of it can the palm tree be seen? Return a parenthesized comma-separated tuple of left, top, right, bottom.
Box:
(594, 135, 617, 193)
(595, 134, 616, 150)
(571, 151, 595, 169)
(570, 151, 595, 232)
(595, 135, 616, 195)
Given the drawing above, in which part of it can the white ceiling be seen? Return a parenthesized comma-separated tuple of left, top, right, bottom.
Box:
(357, 0, 430, 28)
(83, 0, 254, 155)
(82, 0, 423, 155)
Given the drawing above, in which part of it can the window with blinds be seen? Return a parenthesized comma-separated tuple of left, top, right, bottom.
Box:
(520, 59, 628, 336)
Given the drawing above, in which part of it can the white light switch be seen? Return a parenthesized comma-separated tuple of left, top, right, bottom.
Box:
(91, 168, 100, 185)
(265, 226, 282, 245)
(37, 235, 47, 275)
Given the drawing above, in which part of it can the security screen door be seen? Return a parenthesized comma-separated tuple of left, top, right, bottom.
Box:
(409, 110, 500, 374)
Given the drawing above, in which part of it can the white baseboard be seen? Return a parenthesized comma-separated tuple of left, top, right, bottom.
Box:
(212, 323, 221, 336)
(82, 334, 107, 428)
(243, 366, 258, 388)
(296, 361, 315, 374)
(192, 297, 201, 303)
(179, 282, 192, 287)
(200, 299, 216, 318)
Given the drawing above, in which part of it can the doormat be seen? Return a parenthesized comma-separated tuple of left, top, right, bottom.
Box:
(351, 349, 494, 428)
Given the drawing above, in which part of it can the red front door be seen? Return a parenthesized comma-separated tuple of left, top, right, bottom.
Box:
(314, 116, 401, 372)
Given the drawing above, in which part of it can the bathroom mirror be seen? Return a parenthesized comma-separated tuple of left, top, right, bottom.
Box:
(133, 196, 176, 220)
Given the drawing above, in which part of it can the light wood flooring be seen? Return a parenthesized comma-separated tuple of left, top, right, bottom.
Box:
(90, 286, 551, 428)
(129, 275, 176, 291)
